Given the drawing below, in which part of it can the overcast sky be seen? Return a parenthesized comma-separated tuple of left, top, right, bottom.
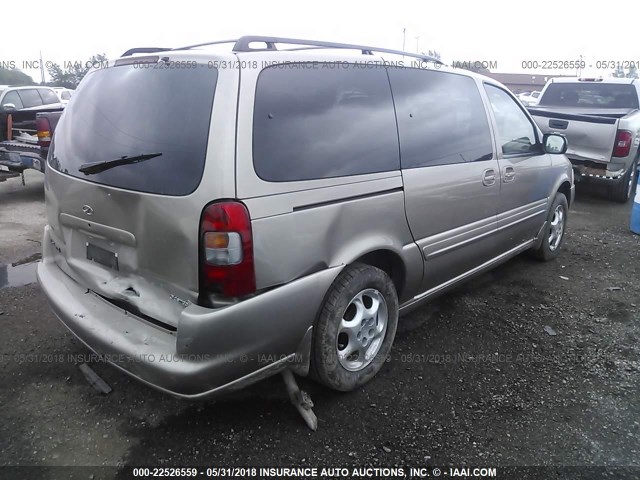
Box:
(3, 0, 639, 82)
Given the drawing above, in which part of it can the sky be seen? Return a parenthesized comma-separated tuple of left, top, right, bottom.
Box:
(2, 0, 639, 82)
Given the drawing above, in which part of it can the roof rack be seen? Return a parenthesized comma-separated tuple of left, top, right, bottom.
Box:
(173, 35, 444, 64)
(121, 47, 172, 57)
(171, 39, 239, 51)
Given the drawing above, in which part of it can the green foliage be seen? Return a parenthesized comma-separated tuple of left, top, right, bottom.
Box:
(426, 50, 442, 60)
(47, 53, 108, 89)
(612, 65, 625, 78)
(0, 68, 35, 86)
(612, 65, 638, 79)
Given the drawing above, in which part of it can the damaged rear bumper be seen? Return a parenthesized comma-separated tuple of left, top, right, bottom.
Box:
(0, 143, 44, 173)
(571, 159, 635, 184)
(37, 226, 341, 398)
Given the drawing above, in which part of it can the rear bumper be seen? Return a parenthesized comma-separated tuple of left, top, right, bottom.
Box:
(570, 158, 635, 184)
(0, 143, 44, 173)
(38, 226, 341, 398)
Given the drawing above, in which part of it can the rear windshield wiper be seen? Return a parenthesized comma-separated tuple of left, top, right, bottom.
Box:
(78, 153, 163, 175)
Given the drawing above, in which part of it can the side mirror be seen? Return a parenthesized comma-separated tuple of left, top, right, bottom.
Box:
(2, 103, 16, 112)
(543, 133, 568, 154)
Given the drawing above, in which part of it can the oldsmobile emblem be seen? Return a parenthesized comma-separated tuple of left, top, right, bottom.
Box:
(82, 205, 94, 216)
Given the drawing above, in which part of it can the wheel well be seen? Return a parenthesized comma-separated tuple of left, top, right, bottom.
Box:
(558, 181, 572, 207)
(353, 250, 406, 298)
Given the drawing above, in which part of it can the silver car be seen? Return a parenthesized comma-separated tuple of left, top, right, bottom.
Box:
(37, 36, 575, 398)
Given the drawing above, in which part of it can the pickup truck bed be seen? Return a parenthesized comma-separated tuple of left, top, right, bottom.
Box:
(0, 107, 62, 142)
(528, 77, 640, 202)
(528, 107, 634, 166)
(0, 109, 63, 180)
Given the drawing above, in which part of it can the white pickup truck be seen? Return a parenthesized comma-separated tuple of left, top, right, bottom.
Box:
(528, 77, 640, 202)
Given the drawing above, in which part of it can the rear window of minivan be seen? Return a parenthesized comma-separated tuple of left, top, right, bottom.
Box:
(49, 64, 218, 196)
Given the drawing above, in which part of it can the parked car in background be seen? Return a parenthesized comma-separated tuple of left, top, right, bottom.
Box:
(519, 90, 541, 106)
(53, 87, 74, 105)
(0, 85, 63, 113)
(37, 36, 574, 400)
(0, 86, 64, 180)
(528, 77, 640, 202)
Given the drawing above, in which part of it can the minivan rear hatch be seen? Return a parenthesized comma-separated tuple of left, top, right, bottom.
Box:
(45, 58, 222, 327)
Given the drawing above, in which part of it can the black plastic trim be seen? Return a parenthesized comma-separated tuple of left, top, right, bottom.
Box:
(293, 187, 404, 212)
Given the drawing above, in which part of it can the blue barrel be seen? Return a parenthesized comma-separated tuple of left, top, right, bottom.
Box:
(631, 173, 640, 234)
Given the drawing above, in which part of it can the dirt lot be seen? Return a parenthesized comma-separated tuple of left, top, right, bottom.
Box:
(0, 174, 638, 479)
(0, 171, 46, 266)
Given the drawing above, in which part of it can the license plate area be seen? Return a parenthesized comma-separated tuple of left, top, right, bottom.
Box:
(86, 242, 119, 270)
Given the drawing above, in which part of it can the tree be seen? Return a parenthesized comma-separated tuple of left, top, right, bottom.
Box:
(612, 65, 625, 78)
(426, 49, 441, 60)
(47, 53, 108, 89)
(611, 64, 638, 79)
(0, 68, 35, 86)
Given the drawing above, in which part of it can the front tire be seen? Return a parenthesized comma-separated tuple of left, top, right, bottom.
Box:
(310, 264, 398, 392)
(532, 192, 568, 261)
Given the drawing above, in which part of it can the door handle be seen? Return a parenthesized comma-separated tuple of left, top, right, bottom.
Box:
(482, 169, 496, 186)
(503, 166, 516, 182)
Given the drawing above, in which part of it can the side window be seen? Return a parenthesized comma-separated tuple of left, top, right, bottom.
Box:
(1, 91, 24, 110)
(38, 88, 60, 105)
(253, 64, 399, 182)
(387, 67, 493, 168)
(484, 84, 538, 155)
(18, 89, 43, 108)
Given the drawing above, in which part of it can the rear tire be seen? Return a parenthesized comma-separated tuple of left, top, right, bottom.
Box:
(532, 192, 568, 261)
(608, 160, 638, 203)
(310, 263, 398, 392)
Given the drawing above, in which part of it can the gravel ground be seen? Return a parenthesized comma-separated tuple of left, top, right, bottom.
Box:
(0, 177, 639, 479)
(0, 171, 45, 265)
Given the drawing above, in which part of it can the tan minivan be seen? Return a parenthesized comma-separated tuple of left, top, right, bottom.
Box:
(38, 36, 574, 398)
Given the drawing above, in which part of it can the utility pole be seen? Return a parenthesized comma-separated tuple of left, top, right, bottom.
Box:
(39, 50, 45, 84)
(577, 54, 583, 77)
(415, 36, 420, 54)
(402, 28, 406, 52)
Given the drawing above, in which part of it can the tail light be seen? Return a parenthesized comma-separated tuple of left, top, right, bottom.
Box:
(199, 201, 255, 298)
(613, 130, 633, 157)
(36, 117, 52, 148)
(6, 114, 12, 141)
